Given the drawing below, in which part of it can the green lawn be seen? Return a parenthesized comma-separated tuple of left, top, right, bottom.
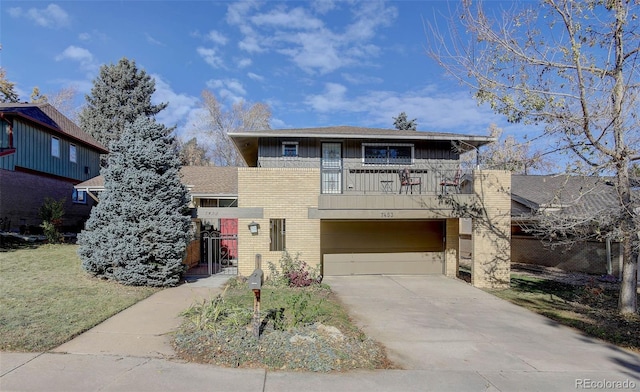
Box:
(489, 274, 640, 352)
(0, 244, 160, 352)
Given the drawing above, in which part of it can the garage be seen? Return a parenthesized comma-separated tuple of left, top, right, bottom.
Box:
(321, 220, 445, 276)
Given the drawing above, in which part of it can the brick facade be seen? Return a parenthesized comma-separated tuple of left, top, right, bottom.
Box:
(471, 170, 511, 288)
(445, 218, 460, 277)
(0, 168, 94, 233)
(237, 168, 320, 277)
(512, 236, 622, 276)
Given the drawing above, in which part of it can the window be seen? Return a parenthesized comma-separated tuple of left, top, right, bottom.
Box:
(282, 142, 298, 157)
(72, 189, 87, 204)
(69, 144, 77, 163)
(51, 137, 60, 158)
(270, 219, 286, 251)
(363, 143, 413, 165)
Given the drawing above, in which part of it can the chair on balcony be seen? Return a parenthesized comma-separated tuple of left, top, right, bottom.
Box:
(398, 168, 421, 194)
(439, 168, 462, 194)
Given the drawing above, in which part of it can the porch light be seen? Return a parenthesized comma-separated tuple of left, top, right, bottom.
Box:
(248, 221, 260, 235)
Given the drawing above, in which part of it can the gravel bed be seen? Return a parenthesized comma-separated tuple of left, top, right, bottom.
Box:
(173, 321, 391, 372)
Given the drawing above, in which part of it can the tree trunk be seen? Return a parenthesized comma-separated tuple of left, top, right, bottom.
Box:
(619, 234, 638, 314)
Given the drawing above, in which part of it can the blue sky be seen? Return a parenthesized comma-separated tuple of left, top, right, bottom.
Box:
(1, 0, 530, 142)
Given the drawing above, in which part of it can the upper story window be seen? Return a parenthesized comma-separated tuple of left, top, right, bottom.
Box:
(362, 143, 413, 165)
(51, 137, 60, 158)
(69, 144, 77, 163)
(282, 142, 299, 158)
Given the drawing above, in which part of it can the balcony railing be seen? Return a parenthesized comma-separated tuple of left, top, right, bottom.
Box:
(327, 162, 465, 195)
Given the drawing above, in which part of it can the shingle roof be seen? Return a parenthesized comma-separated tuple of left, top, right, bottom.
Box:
(75, 166, 238, 196)
(180, 166, 237, 195)
(0, 103, 108, 153)
(511, 175, 622, 218)
(230, 126, 493, 142)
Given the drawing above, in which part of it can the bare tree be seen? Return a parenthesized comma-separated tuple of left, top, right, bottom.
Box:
(428, 0, 639, 313)
(49, 87, 80, 122)
(177, 137, 211, 166)
(193, 90, 271, 167)
(30, 87, 47, 103)
(461, 124, 554, 174)
(28, 86, 79, 122)
(0, 68, 19, 103)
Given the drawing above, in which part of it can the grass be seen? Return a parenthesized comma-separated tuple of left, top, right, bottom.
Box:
(0, 244, 160, 352)
(488, 274, 640, 352)
(173, 277, 390, 371)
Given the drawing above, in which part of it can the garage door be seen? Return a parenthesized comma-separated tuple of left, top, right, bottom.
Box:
(321, 220, 445, 276)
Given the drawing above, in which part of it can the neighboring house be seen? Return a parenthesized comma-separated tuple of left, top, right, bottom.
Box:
(229, 126, 511, 288)
(510, 175, 630, 276)
(0, 103, 107, 234)
(75, 166, 243, 274)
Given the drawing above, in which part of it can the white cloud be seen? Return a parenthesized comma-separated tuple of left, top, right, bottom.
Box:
(197, 47, 224, 68)
(247, 72, 264, 82)
(237, 58, 252, 68)
(206, 30, 228, 45)
(305, 83, 501, 133)
(8, 7, 22, 18)
(251, 7, 324, 30)
(145, 33, 164, 46)
(279, 31, 346, 74)
(205, 78, 247, 103)
(342, 73, 383, 85)
(225, 1, 398, 75)
(11, 4, 71, 28)
(238, 33, 266, 54)
(304, 83, 348, 112)
(151, 75, 201, 137)
(311, 0, 336, 14)
(77, 30, 108, 43)
(55, 46, 97, 72)
(345, 1, 397, 41)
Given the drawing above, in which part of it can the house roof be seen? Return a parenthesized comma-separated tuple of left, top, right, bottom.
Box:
(0, 103, 108, 153)
(511, 175, 625, 219)
(229, 126, 495, 167)
(75, 166, 238, 196)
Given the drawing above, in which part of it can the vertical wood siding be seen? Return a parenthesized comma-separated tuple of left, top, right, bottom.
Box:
(0, 119, 100, 181)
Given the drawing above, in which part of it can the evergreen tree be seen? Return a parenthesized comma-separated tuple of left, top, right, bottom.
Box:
(79, 57, 167, 156)
(78, 116, 191, 287)
(392, 112, 417, 130)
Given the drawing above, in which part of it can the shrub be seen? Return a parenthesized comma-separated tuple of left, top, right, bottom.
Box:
(266, 251, 321, 288)
(39, 197, 65, 244)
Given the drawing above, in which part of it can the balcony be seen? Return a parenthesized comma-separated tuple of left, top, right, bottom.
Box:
(323, 162, 466, 196)
(315, 163, 476, 218)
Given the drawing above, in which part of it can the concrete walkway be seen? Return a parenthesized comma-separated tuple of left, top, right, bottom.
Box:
(1, 275, 639, 392)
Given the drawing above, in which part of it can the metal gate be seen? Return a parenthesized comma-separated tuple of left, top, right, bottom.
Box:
(187, 219, 238, 276)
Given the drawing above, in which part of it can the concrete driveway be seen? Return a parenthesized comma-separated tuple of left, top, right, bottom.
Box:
(325, 275, 640, 389)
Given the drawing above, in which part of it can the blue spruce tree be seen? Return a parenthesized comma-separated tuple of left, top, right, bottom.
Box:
(78, 116, 191, 286)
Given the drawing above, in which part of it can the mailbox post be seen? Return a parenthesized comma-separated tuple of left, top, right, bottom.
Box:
(248, 254, 263, 338)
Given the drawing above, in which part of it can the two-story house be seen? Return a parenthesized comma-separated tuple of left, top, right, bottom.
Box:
(73, 126, 512, 288)
(0, 103, 107, 234)
(230, 126, 512, 288)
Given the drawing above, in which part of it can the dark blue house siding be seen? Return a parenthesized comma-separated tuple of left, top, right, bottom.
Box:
(0, 120, 100, 182)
